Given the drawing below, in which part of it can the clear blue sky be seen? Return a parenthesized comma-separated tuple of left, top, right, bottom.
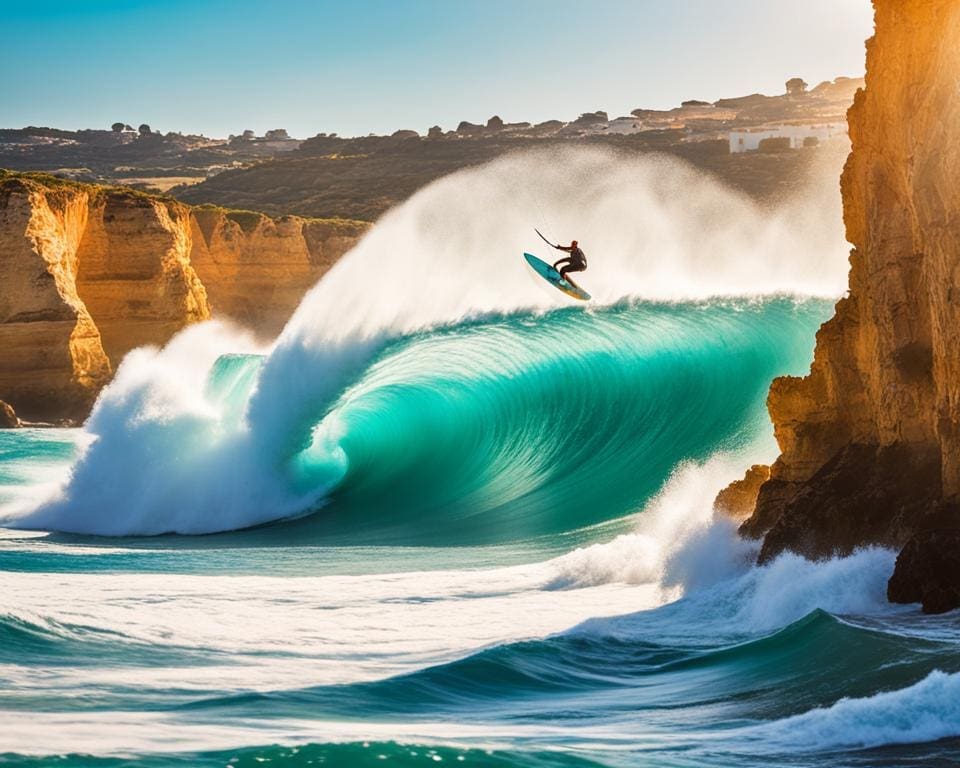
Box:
(1, 0, 873, 138)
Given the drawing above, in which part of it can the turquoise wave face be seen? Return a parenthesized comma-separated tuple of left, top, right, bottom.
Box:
(5, 298, 829, 541)
(267, 298, 831, 544)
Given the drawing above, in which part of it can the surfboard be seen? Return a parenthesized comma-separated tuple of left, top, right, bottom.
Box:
(523, 252, 591, 301)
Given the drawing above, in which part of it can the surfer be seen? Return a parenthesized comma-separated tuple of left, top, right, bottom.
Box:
(528, 229, 591, 300)
(551, 240, 588, 287)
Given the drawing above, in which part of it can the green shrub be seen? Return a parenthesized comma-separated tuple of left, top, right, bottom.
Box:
(225, 209, 264, 233)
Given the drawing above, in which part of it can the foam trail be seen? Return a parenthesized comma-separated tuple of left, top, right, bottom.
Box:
(748, 669, 960, 750)
(571, 544, 899, 645)
(11, 147, 847, 536)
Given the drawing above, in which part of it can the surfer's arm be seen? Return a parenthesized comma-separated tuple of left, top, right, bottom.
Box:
(554, 244, 572, 252)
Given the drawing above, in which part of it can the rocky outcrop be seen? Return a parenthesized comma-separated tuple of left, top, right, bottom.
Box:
(0, 399, 20, 428)
(0, 173, 368, 421)
(748, 444, 949, 563)
(888, 527, 960, 613)
(731, 0, 960, 611)
(714, 464, 769, 520)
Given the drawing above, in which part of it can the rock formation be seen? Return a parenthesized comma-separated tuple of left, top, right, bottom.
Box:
(713, 464, 769, 520)
(887, 528, 960, 613)
(189, 208, 366, 336)
(0, 173, 368, 421)
(725, 0, 960, 613)
(0, 177, 112, 419)
(0, 399, 20, 428)
(75, 192, 209, 363)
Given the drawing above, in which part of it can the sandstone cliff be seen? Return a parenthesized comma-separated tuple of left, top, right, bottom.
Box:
(0, 172, 368, 421)
(75, 192, 209, 364)
(0, 177, 112, 419)
(189, 208, 366, 336)
(0, 399, 21, 428)
(726, 0, 960, 612)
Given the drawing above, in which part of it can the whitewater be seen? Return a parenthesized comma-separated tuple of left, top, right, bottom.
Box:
(1, 147, 958, 768)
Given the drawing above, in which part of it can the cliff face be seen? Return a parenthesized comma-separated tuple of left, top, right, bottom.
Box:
(0, 173, 368, 421)
(190, 209, 367, 336)
(731, 0, 960, 612)
(75, 193, 209, 363)
(0, 179, 111, 419)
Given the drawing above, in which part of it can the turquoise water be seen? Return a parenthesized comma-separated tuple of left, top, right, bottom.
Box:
(2, 298, 959, 767)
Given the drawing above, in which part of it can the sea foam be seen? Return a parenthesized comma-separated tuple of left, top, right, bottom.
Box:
(750, 668, 960, 750)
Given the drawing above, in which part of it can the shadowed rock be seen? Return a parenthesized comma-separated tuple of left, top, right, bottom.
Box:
(888, 526, 960, 613)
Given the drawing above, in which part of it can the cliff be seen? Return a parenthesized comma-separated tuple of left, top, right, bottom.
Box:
(0, 172, 368, 421)
(726, 0, 960, 613)
(189, 208, 366, 336)
(75, 192, 209, 364)
(0, 177, 113, 419)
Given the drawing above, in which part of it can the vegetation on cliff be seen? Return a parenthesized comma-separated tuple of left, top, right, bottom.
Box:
(174, 134, 846, 222)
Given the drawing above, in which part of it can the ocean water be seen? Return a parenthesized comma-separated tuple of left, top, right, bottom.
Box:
(2, 149, 958, 766)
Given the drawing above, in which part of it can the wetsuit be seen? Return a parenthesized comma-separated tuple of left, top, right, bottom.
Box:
(552, 244, 588, 284)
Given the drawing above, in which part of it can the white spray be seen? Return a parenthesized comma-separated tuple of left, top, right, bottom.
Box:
(10, 146, 850, 535)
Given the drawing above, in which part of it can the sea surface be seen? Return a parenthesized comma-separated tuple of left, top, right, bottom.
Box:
(3, 298, 959, 767)
(2, 151, 958, 766)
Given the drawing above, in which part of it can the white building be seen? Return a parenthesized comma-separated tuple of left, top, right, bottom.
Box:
(728, 122, 847, 153)
(605, 116, 644, 134)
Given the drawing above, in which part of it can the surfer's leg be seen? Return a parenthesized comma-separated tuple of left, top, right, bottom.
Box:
(559, 263, 585, 287)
